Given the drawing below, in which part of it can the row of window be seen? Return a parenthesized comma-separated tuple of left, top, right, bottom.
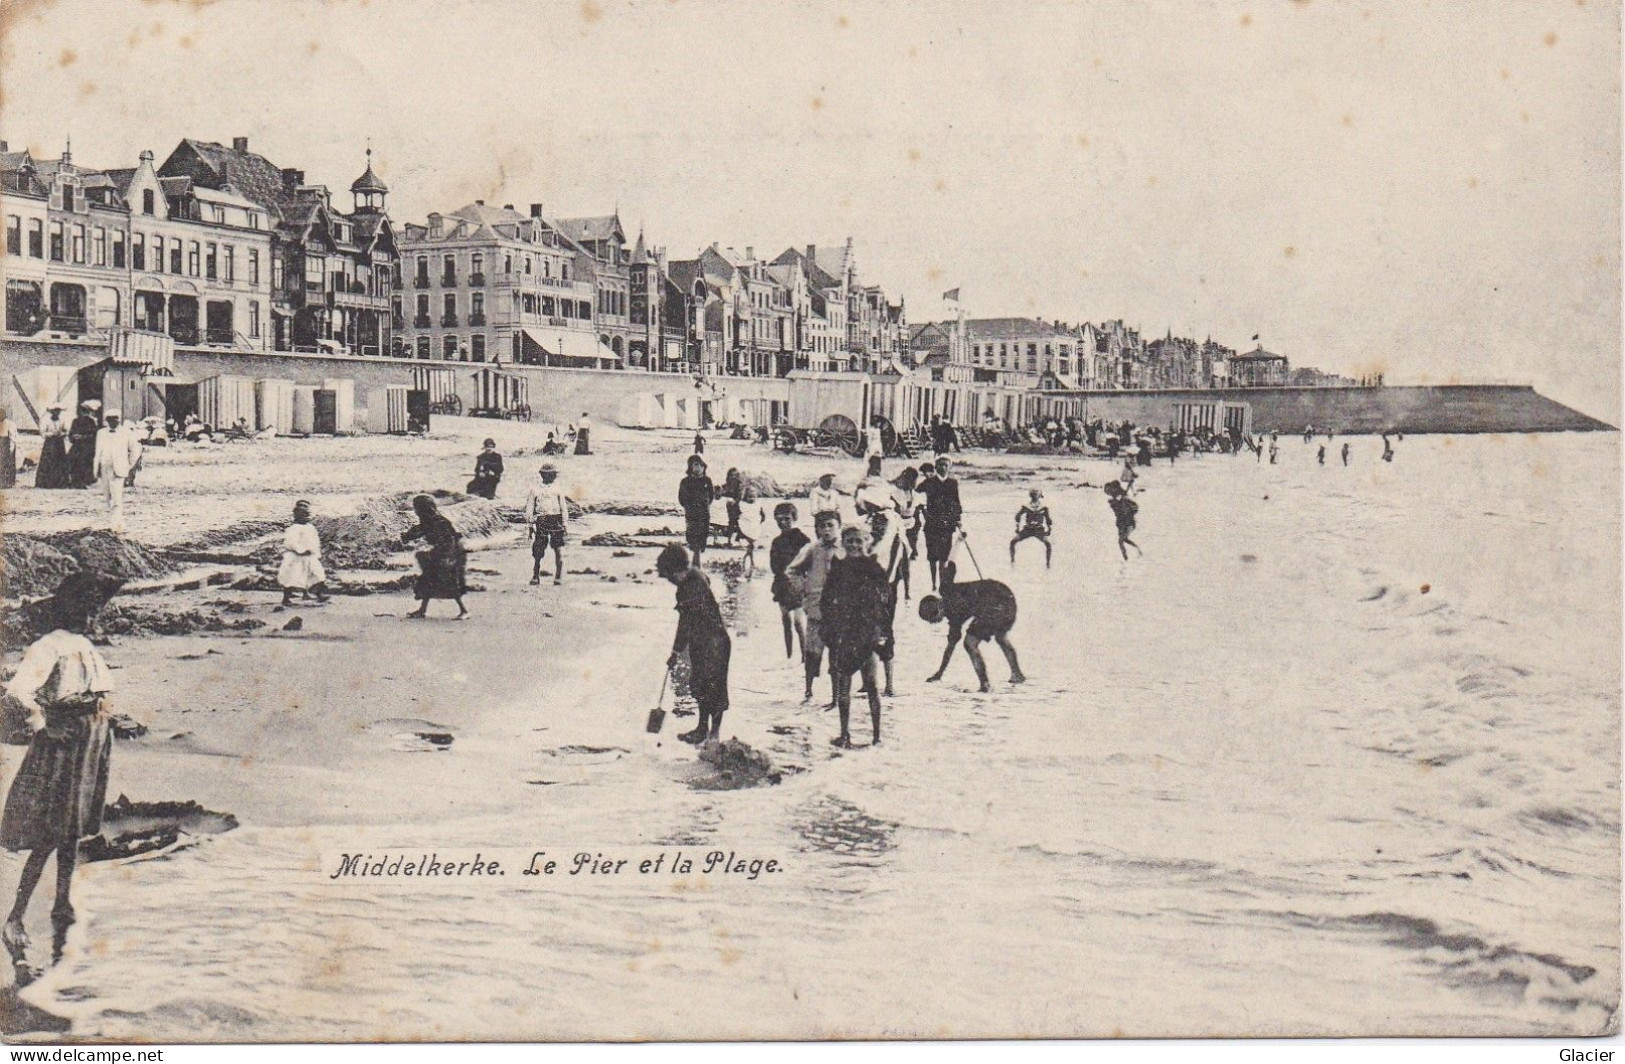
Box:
(412, 251, 571, 285)
(413, 334, 488, 362)
(7, 215, 128, 269)
(137, 188, 263, 230)
(5, 214, 268, 290)
(596, 287, 627, 317)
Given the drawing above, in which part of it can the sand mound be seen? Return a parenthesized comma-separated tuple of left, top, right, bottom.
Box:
(693, 738, 782, 789)
(235, 490, 512, 570)
(3, 531, 178, 601)
(81, 796, 238, 863)
(97, 604, 267, 638)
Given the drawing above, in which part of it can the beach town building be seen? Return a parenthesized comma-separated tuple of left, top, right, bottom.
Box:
(961, 318, 1080, 391)
(155, 138, 399, 358)
(1227, 345, 1291, 387)
(554, 214, 634, 363)
(110, 150, 275, 351)
(2, 144, 131, 342)
(397, 201, 611, 366)
(627, 234, 690, 371)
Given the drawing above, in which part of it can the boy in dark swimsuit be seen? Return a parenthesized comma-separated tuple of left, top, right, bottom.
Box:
(821, 525, 890, 747)
(919, 562, 1025, 693)
(1010, 488, 1053, 567)
(1104, 481, 1140, 560)
(659, 545, 731, 745)
(769, 503, 810, 659)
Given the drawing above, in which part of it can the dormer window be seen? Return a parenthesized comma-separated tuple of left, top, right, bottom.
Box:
(61, 185, 76, 212)
(142, 190, 155, 215)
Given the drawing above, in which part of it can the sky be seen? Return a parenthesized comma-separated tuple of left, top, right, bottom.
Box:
(1, 0, 1619, 421)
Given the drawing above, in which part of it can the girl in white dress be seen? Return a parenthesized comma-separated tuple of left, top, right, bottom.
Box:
(279, 499, 329, 605)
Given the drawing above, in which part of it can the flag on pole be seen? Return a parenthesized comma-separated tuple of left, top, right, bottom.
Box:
(942, 288, 961, 302)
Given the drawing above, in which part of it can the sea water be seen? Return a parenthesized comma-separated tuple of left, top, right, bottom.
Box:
(19, 433, 1620, 1040)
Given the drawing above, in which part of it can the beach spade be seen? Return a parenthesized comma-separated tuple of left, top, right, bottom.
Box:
(646, 670, 669, 734)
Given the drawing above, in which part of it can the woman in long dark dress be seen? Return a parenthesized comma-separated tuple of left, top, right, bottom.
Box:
(677, 455, 715, 567)
(468, 438, 503, 499)
(67, 403, 100, 489)
(35, 404, 71, 489)
(2, 570, 123, 983)
(401, 495, 468, 619)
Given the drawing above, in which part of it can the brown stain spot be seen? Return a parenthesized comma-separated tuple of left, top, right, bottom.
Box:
(811, 96, 823, 110)
(1544, 31, 1558, 46)
(1076, 133, 1090, 148)
(1341, 113, 1355, 128)
(1466, 176, 1478, 189)
(934, 179, 946, 192)
(1521, 110, 1531, 123)
(907, 148, 921, 163)
(77, 81, 96, 100)
(1283, 245, 1297, 258)
(1146, 175, 1157, 187)
(580, 0, 602, 22)
(1239, 13, 1252, 27)
(1500, 68, 1510, 80)
(308, 40, 320, 55)
(1420, 584, 1431, 594)
(719, 947, 743, 965)
(58, 47, 76, 66)
(836, 15, 848, 28)
(926, 268, 943, 283)
(178, 34, 194, 49)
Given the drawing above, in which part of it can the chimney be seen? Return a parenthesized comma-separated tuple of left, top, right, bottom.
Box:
(475, 199, 484, 206)
(0, 140, 7, 152)
(232, 136, 249, 153)
(281, 167, 304, 191)
(503, 203, 513, 211)
(529, 203, 543, 217)
(746, 246, 754, 261)
(806, 244, 816, 261)
(139, 150, 155, 166)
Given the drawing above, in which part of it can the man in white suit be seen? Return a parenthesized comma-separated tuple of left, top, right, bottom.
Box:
(93, 411, 142, 533)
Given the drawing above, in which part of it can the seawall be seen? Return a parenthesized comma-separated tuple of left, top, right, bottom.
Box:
(0, 338, 1611, 435)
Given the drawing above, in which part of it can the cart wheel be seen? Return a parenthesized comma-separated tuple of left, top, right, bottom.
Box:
(873, 416, 900, 457)
(447, 395, 463, 416)
(819, 414, 862, 457)
(773, 428, 801, 453)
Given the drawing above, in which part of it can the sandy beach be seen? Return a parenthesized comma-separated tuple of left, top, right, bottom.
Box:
(0, 419, 1617, 1041)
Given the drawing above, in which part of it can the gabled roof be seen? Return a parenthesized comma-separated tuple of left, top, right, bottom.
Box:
(350, 153, 388, 195)
(769, 247, 839, 290)
(165, 138, 291, 211)
(554, 214, 624, 246)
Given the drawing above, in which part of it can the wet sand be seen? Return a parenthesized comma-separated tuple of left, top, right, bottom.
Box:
(0, 423, 1618, 1040)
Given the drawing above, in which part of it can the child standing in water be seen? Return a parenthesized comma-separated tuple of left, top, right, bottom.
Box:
(769, 503, 811, 660)
(3, 572, 123, 983)
(659, 544, 731, 745)
(1105, 481, 1141, 560)
(678, 455, 715, 567)
(820, 525, 890, 748)
(1010, 488, 1053, 567)
(788, 511, 843, 704)
(279, 500, 329, 605)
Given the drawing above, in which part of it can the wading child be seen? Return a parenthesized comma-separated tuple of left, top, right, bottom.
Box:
(821, 525, 890, 748)
(1105, 481, 1141, 560)
(659, 544, 731, 745)
(919, 456, 963, 591)
(678, 455, 715, 567)
(768, 503, 811, 660)
(279, 499, 329, 605)
(525, 463, 569, 585)
(920, 562, 1025, 693)
(3, 572, 123, 983)
(866, 506, 905, 698)
(1010, 488, 1053, 567)
(788, 511, 843, 704)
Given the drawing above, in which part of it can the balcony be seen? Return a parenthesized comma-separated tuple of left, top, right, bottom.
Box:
(47, 314, 88, 335)
(441, 314, 459, 327)
(469, 313, 487, 327)
(441, 274, 457, 288)
(413, 315, 432, 328)
(469, 272, 486, 287)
